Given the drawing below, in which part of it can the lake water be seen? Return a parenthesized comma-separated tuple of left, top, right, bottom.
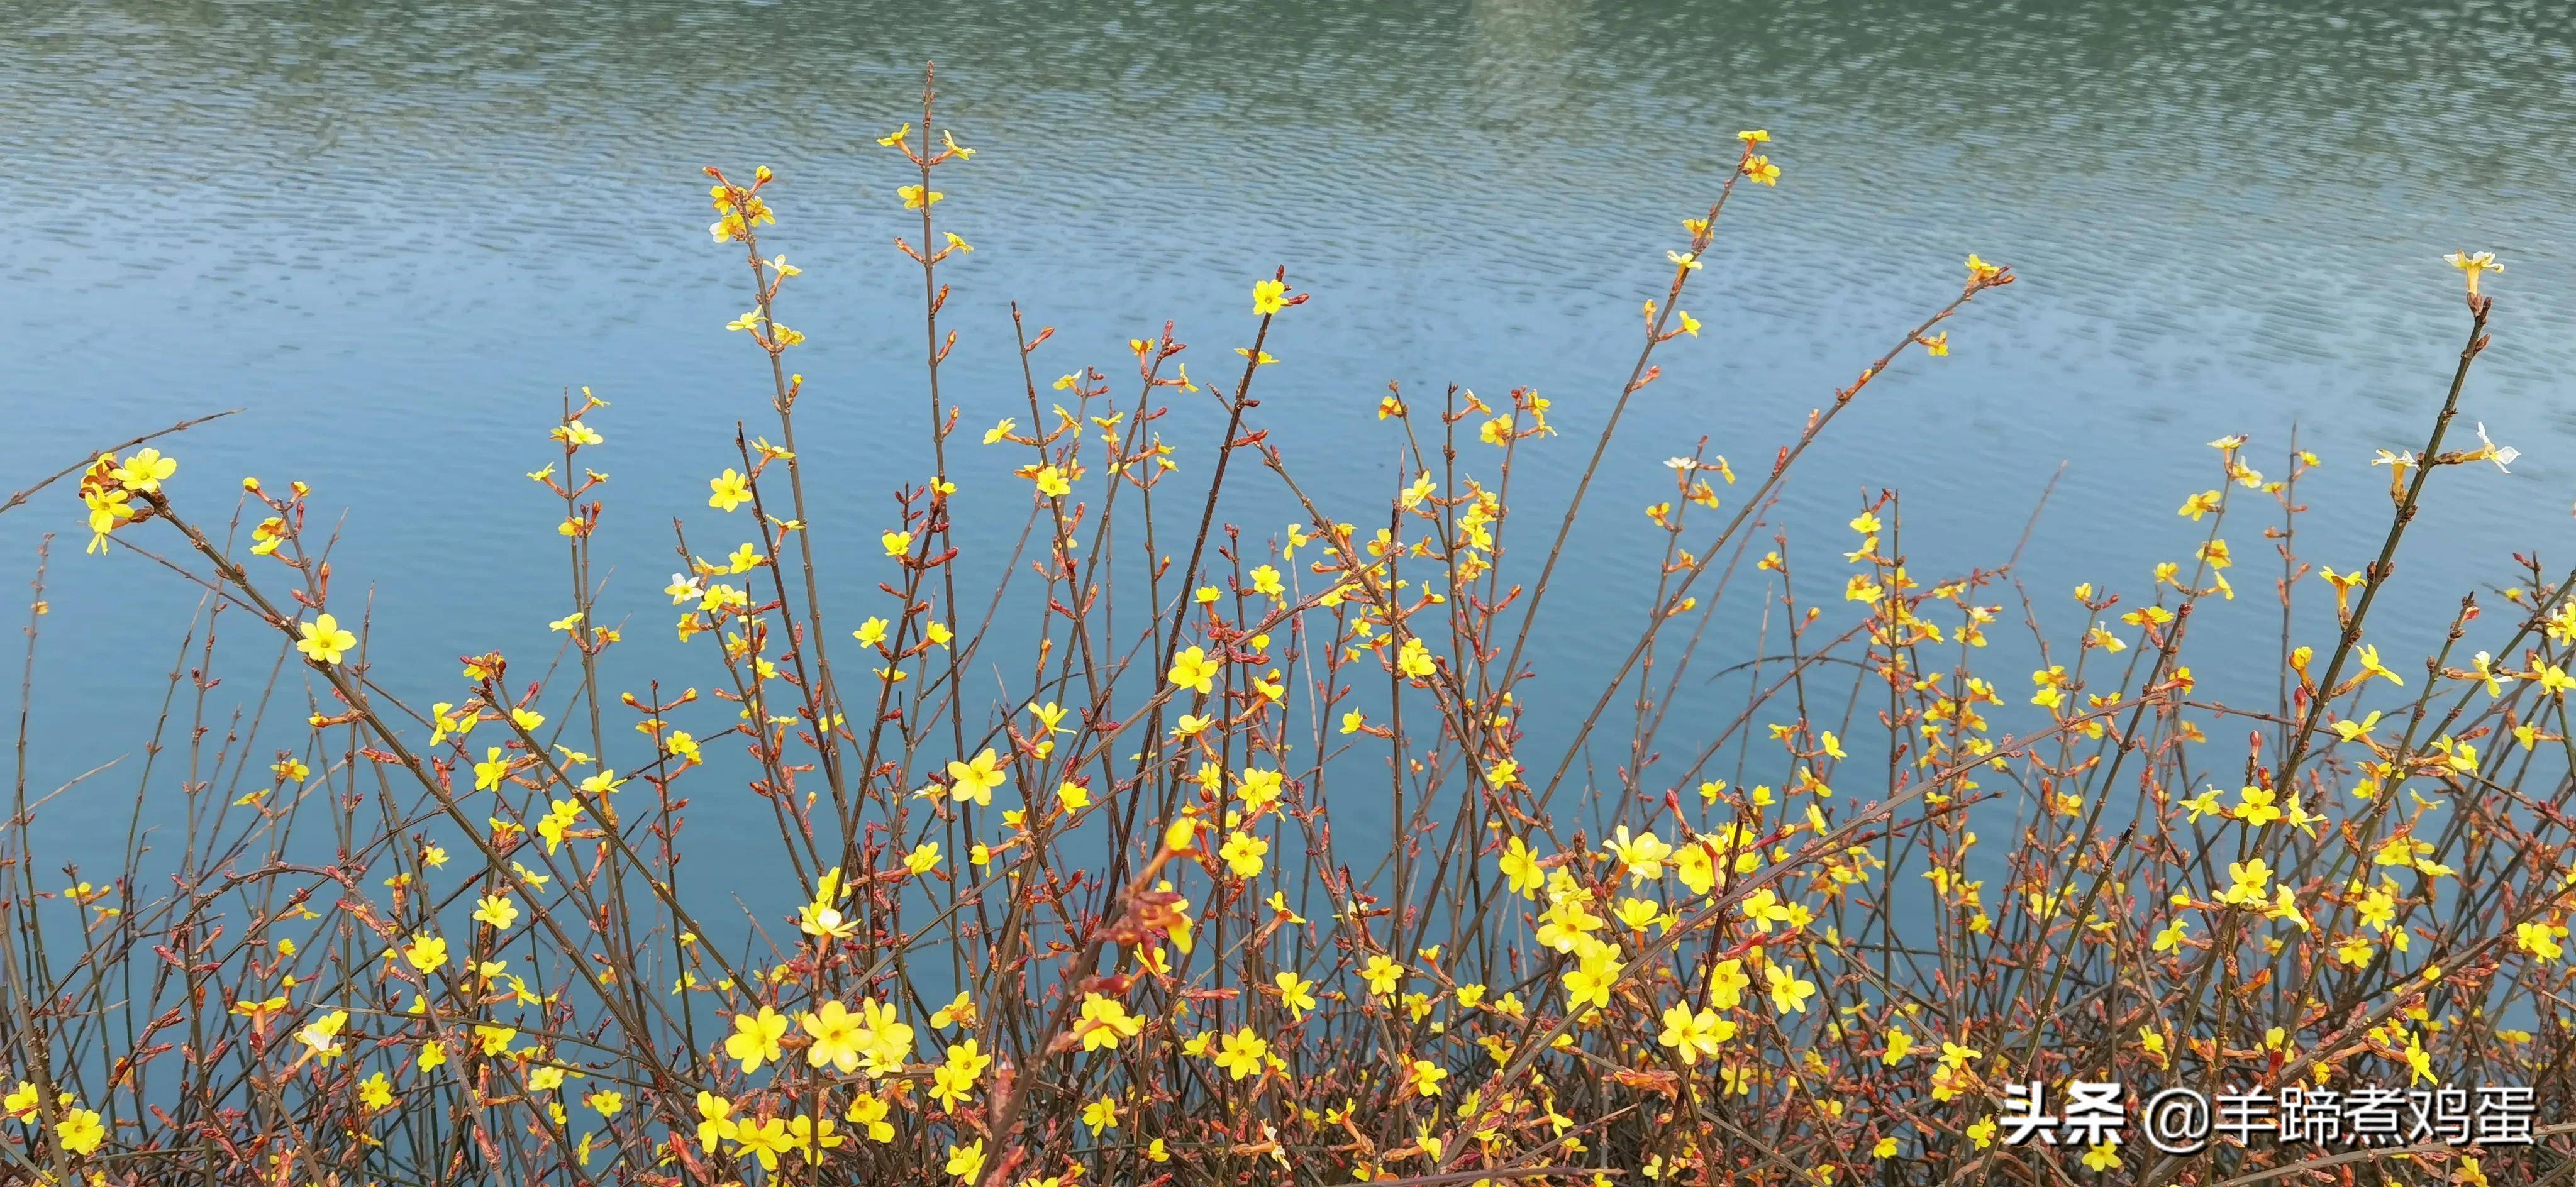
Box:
(5, 0, 2573, 870)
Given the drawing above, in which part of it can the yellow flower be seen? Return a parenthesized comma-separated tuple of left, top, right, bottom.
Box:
(1498, 836, 1544, 898)
(947, 748, 1008, 806)
(1253, 278, 1289, 315)
(297, 1009, 350, 1063)
(1075, 993, 1144, 1051)
(1362, 953, 1406, 997)
(882, 529, 914, 558)
(1604, 826, 1672, 883)
(2405, 1036, 2435, 1084)
(56, 1107, 106, 1156)
(250, 516, 287, 556)
(295, 614, 357, 666)
(1658, 1002, 1735, 1065)
(2537, 663, 2576, 697)
(801, 1000, 871, 1073)
(2443, 250, 2503, 295)
(1397, 636, 1436, 680)
(402, 934, 447, 973)
(930, 991, 977, 1028)
(845, 1093, 894, 1142)
(1169, 645, 1221, 695)
(1083, 1095, 1120, 1134)
(1765, 963, 1817, 1014)
(1741, 154, 1780, 185)
(945, 1139, 986, 1183)
(1219, 830, 1269, 878)
(733, 1116, 792, 1170)
(1213, 1026, 1270, 1080)
(2356, 643, 2405, 687)
(1275, 971, 1318, 1020)
(931, 1038, 992, 1109)
(708, 468, 752, 511)
(724, 1005, 789, 1073)
(2221, 858, 2274, 907)
(1562, 951, 1621, 1011)
(113, 448, 179, 494)
(855, 998, 915, 1074)
(1675, 844, 1716, 896)
(899, 185, 945, 210)
(82, 485, 136, 547)
(2234, 785, 2282, 827)
(2516, 920, 2564, 963)
(2331, 710, 2384, 744)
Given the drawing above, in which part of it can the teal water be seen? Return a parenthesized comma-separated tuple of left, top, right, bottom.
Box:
(4, 0, 2573, 871)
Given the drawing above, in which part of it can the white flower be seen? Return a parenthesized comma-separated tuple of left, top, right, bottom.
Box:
(2475, 422, 2519, 473)
(1664, 457, 1697, 471)
(2370, 450, 2417, 468)
(664, 572, 702, 606)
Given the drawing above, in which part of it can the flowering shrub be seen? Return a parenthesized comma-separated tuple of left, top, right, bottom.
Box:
(8, 74, 2570, 1186)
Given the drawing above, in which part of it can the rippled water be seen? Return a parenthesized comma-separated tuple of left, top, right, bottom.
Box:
(5, 0, 2572, 859)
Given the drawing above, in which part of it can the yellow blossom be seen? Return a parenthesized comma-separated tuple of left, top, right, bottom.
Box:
(295, 614, 357, 666)
(725, 1006, 789, 1073)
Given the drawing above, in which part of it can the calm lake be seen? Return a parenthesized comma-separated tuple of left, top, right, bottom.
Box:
(5, 0, 2572, 873)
